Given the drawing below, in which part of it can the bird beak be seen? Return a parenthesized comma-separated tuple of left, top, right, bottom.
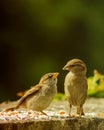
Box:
(63, 65, 69, 70)
(52, 72, 59, 79)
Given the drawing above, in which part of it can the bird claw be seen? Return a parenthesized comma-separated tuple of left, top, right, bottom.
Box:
(40, 111, 47, 116)
(68, 113, 82, 118)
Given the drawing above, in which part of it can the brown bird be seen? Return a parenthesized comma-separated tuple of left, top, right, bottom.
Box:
(6, 72, 59, 115)
(63, 59, 88, 117)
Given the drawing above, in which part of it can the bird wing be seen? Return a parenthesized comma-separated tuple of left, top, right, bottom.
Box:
(15, 84, 42, 108)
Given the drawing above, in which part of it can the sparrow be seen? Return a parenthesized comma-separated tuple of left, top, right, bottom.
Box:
(63, 58, 88, 117)
(5, 72, 59, 115)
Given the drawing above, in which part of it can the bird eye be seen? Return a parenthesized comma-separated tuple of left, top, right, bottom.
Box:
(48, 75, 53, 78)
(70, 64, 75, 67)
(46, 75, 52, 80)
(70, 64, 82, 67)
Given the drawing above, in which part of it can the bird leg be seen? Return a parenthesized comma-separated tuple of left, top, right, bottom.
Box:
(77, 105, 84, 117)
(40, 111, 47, 115)
(68, 104, 72, 117)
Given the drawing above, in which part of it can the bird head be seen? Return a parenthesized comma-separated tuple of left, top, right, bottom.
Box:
(63, 59, 87, 75)
(39, 72, 59, 85)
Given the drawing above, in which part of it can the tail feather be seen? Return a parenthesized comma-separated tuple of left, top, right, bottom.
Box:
(5, 106, 17, 112)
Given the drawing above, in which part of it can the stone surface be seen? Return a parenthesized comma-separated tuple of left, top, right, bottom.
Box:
(0, 116, 104, 130)
(0, 98, 104, 130)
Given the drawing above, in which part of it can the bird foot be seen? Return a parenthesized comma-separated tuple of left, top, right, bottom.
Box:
(40, 111, 47, 116)
(68, 113, 82, 118)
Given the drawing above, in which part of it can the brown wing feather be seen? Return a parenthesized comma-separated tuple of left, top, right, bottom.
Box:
(15, 84, 42, 108)
(5, 84, 42, 111)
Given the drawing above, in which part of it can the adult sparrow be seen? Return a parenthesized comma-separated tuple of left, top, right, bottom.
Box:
(63, 59, 88, 117)
(6, 72, 59, 115)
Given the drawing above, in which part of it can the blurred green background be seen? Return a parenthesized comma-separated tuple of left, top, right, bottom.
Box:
(0, 0, 104, 102)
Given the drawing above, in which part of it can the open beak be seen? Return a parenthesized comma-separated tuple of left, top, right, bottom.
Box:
(52, 72, 59, 79)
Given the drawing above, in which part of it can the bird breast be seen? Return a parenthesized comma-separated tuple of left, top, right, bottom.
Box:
(26, 84, 57, 111)
(64, 72, 87, 106)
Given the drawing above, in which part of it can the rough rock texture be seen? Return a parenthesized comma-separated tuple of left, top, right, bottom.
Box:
(0, 117, 104, 130)
(0, 98, 104, 130)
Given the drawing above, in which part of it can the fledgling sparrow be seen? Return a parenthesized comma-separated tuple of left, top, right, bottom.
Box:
(6, 72, 59, 115)
(63, 59, 88, 117)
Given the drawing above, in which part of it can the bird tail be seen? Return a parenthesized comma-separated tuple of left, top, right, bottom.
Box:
(5, 106, 18, 112)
